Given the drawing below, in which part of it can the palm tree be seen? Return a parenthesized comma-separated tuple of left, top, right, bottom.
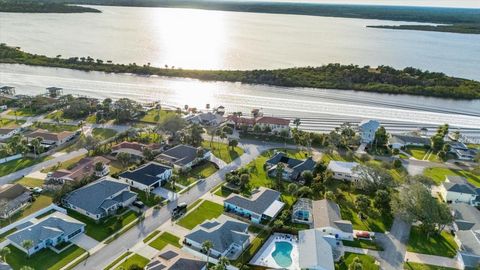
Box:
(293, 118, 301, 128)
(0, 247, 10, 262)
(21, 239, 34, 258)
(201, 240, 213, 269)
(215, 256, 230, 270)
(275, 163, 285, 189)
(286, 183, 298, 196)
(31, 137, 43, 158)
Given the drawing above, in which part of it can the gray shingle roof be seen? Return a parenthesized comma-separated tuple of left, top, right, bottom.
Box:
(313, 199, 353, 233)
(7, 213, 84, 247)
(157, 145, 199, 167)
(224, 188, 281, 216)
(63, 177, 135, 216)
(119, 162, 171, 186)
(266, 152, 316, 180)
(389, 134, 431, 146)
(185, 215, 249, 254)
(451, 203, 480, 231)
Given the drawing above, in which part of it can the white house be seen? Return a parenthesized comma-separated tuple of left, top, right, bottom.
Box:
(6, 212, 85, 256)
(62, 177, 137, 220)
(255, 116, 291, 133)
(298, 229, 336, 270)
(358, 120, 380, 144)
(388, 134, 431, 150)
(119, 162, 173, 191)
(440, 176, 479, 206)
(184, 215, 250, 259)
(327, 161, 360, 182)
(0, 127, 20, 140)
(312, 199, 354, 241)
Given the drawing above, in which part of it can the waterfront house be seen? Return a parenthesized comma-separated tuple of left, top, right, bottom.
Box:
(450, 203, 480, 268)
(440, 176, 479, 206)
(265, 152, 316, 182)
(448, 141, 478, 161)
(25, 129, 77, 147)
(255, 116, 290, 133)
(388, 134, 431, 150)
(358, 120, 380, 144)
(48, 156, 110, 183)
(184, 215, 250, 259)
(62, 177, 137, 220)
(184, 112, 224, 126)
(119, 161, 172, 191)
(327, 160, 360, 182)
(156, 144, 210, 171)
(312, 199, 353, 240)
(298, 229, 336, 270)
(146, 248, 207, 270)
(6, 212, 85, 256)
(0, 184, 32, 219)
(224, 187, 284, 223)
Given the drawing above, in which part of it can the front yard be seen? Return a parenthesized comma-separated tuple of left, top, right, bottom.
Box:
(177, 161, 218, 186)
(405, 146, 429, 160)
(115, 253, 149, 270)
(6, 244, 86, 270)
(0, 118, 25, 128)
(406, 226, 458, 258)
(0, 156, 51, 177)
(336, 252, 379, 270)
(423, 167, 480, 187)
(92, 128, 117, 140)
(202, 141, 244, 164)
(148, 232, 182, 251)
(404, 262, 457, 270)
(67, 209, 139, 241)
(14, 177, 44, 188)
(177, 200, 224, 229)
(32, 122, 79, 132)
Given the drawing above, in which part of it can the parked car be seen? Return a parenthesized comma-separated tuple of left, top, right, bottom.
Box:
(133, 200, 145, 209)
(172, 202, 187, 219)
(355, 231, 374, 239)
(32, 187, 43, 194)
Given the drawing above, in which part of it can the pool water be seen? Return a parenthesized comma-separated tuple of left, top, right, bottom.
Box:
(271, 241, 293, 268)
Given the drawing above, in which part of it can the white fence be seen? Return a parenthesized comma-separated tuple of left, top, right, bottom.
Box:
(0, 204, 66, 235)
(0, 154, 22, 165)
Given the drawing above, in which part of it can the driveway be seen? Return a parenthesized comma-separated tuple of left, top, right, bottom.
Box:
(71, 234, 100, 251)
(405, 252, 461, 269)
(375, 218, 411, 270)
(152, 187, 177, 200)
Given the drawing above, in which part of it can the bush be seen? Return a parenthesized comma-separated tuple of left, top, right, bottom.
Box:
(392, 159, 402, 168)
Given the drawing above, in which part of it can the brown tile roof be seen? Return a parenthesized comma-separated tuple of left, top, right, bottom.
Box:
(112, 141, 158, 152)
(226, 115, 256, 125)
(51, 156, 110, 181)
(0, 128, 16, 135)
(255, 116, 290, 126)
(26, 129, 74, 142)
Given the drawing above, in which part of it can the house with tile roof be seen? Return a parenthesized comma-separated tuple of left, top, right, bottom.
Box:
(255, 116, 290, 133)
(184, 215, 250, 259)
(6, 212, 85, 256)
(111, 141, 160, 161)
(0, 184, 32, 219)
(119, 161, 172, 191)
(48, 156, 110, 183)
(62, 177, 137, 220)
(224, 187, 284, 224)
(440, 176, 479, 206)
(265, 152, 316, 182)
(450, 203, 480, 268)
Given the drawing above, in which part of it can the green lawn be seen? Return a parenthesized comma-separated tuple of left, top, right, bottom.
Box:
(424, 167, 480, 187)
(177, 200, 224, 229)
(214, 186, 234, 198)
(178, 161, 218, 186)
(45, 110, 73, 122)
(336, 252, 379, 270)
(67, 209, 139, 241)
(7, 108, 39, 117)
(143, 230, 161, 243)
(1, 195, 53, 227)
(322, 151, 360, 163)
(140, 109, 177, 124)
(405, 146, 429, 160)
(0, 156, 50, 177)
(202, 141, 244, 164)
(0, 118, 25, 128)
(15, 177, 44, 188)
(6, 244, 86, 270)
(132, 187, 161, 207)
(32, 122, 79, 132)
(92, 128, 117, 140)
(342, 239, 383, 251)
(148, 232, 182, 251)
(104, 252, 132, 270)
(42, 154, 87, 173)
(232, 228, 271, 265)
(407, 226, 458, 258)
(0, 228, 17, 242)
(115, 253, 149, 270)
(404, 262, 457, 270)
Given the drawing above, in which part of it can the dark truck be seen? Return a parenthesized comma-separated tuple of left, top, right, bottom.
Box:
(171, 202, 187, 219)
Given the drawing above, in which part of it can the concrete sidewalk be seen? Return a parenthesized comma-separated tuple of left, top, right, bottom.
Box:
(405, 252, 461, 269)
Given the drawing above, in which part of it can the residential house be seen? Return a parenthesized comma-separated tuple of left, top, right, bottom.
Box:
(312, 199, 353, 240)
(0, 127, 20, 140)
(25, 129, 77, 147)
(224, 187, 285, 223)
(327, 161, 360, 182)
(62, 177, 137, 220)
(292, 198, 314, 225)
(388, 134, 431, 150)
(156, 144, 210, 171)
(119, 162, 173, 191)
(450, 203, 480, 268)
(184, 112, 224, 126)
(48, 156, 110, 183)
(448, 141, 478, 161)
(298, 229, 336, 270)
(255, 116, 290, 133)
(6, 212, 85, 256)
(0, 184, 32, 219)
(265, 152, 316, 182)
(184, 215, 250, 259)
(440, 176, 479, 206)
(146, 248, 206, 270)
(111, 141, 160, 161)
(358, 120, 380, 144)
(225, 115, 256, 130)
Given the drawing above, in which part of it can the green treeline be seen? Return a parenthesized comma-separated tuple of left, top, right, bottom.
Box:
(1, 44, 479, 99)
(368, 24, 480, 34)
(0, 0, 101, 13)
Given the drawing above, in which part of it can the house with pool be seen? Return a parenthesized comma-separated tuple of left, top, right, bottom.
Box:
(224, 187, 285, 224)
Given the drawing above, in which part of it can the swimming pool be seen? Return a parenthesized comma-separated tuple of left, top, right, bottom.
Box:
(272, 241, 293, 267)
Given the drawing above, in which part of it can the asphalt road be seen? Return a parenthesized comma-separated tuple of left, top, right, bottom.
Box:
(375, 218, 411, 270)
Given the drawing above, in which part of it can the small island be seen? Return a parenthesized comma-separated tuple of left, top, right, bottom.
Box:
(1, 44, 479, 99)
(0, 0, 101, 13)
(367, 24, 480, 35)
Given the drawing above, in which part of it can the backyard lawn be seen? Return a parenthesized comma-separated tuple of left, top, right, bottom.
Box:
(115, 253, 149, 270)
(407, 226, 458, 258)
(15, 177, 44, 188)
(0, 156, 50, 177)
(139, 109, 177, 123)
(6, 244, 86, 270)
(148, 232, 182, 251)
(177, 161, 218, 186)
(336, 252, 379, 270)
(423, 167, 480, 187)
(92, 128, 117, 140)
(405, 146, 429, 160)
(7, 108, 39, 117)
(67, 209, 139, 241)
(32, 122, 79, 132)
(202, 141, 244, 164)
(404, 262, 457, 270)
(177, 200, 223, 229)
(0, 118, 25, 128)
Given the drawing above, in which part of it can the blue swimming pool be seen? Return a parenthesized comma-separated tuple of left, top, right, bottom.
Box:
(271, 241, 293, 268)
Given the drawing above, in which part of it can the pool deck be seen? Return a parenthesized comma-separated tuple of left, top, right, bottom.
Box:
(249, 233, 300, 270)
